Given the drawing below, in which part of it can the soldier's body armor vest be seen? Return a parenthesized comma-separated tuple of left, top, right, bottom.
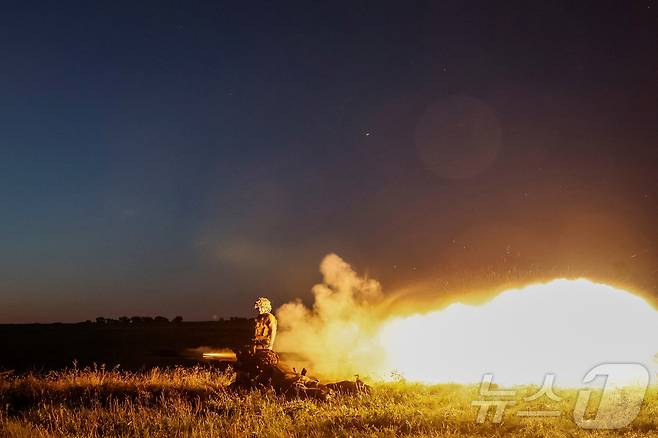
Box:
(254, 312, 277, 350)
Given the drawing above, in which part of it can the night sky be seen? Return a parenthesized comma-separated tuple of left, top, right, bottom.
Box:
(1, 1, 657, 323)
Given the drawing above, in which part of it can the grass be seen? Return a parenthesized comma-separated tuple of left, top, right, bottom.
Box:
(1, 366, 656, 437)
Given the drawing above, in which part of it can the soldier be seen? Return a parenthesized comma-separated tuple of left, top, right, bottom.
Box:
(253, 297, 277, 351)
(231, 297, 279, 389)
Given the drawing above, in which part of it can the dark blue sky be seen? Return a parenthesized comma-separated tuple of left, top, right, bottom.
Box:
(1, 1, 656, 322)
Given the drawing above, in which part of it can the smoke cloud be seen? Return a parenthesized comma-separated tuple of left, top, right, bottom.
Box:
(275, 253, 390, 380)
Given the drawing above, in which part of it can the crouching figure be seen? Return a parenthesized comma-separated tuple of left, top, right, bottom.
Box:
(231, 297, 280, 388)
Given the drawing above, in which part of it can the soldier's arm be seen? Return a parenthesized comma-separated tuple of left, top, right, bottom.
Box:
(253, 317, 265, 340)
(268, 314, 277, 346)
(269, 314, 277, 335)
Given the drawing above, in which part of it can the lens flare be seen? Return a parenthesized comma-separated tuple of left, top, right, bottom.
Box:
(378, 279, 658, 386)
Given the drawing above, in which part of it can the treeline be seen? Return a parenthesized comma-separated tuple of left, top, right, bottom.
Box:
(92, 316, 184, 325)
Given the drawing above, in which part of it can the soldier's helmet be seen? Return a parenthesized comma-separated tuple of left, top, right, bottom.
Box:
(254, 297, 272, 314)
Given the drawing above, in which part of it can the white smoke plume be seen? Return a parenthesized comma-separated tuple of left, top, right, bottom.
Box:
(275, 253, 389, 380)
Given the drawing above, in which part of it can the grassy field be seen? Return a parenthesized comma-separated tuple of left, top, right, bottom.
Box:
(1, 366, 656, 437)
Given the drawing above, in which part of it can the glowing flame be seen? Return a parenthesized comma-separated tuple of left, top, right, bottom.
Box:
(202, 351, 237, 361)
(378, 279, 658, 386)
